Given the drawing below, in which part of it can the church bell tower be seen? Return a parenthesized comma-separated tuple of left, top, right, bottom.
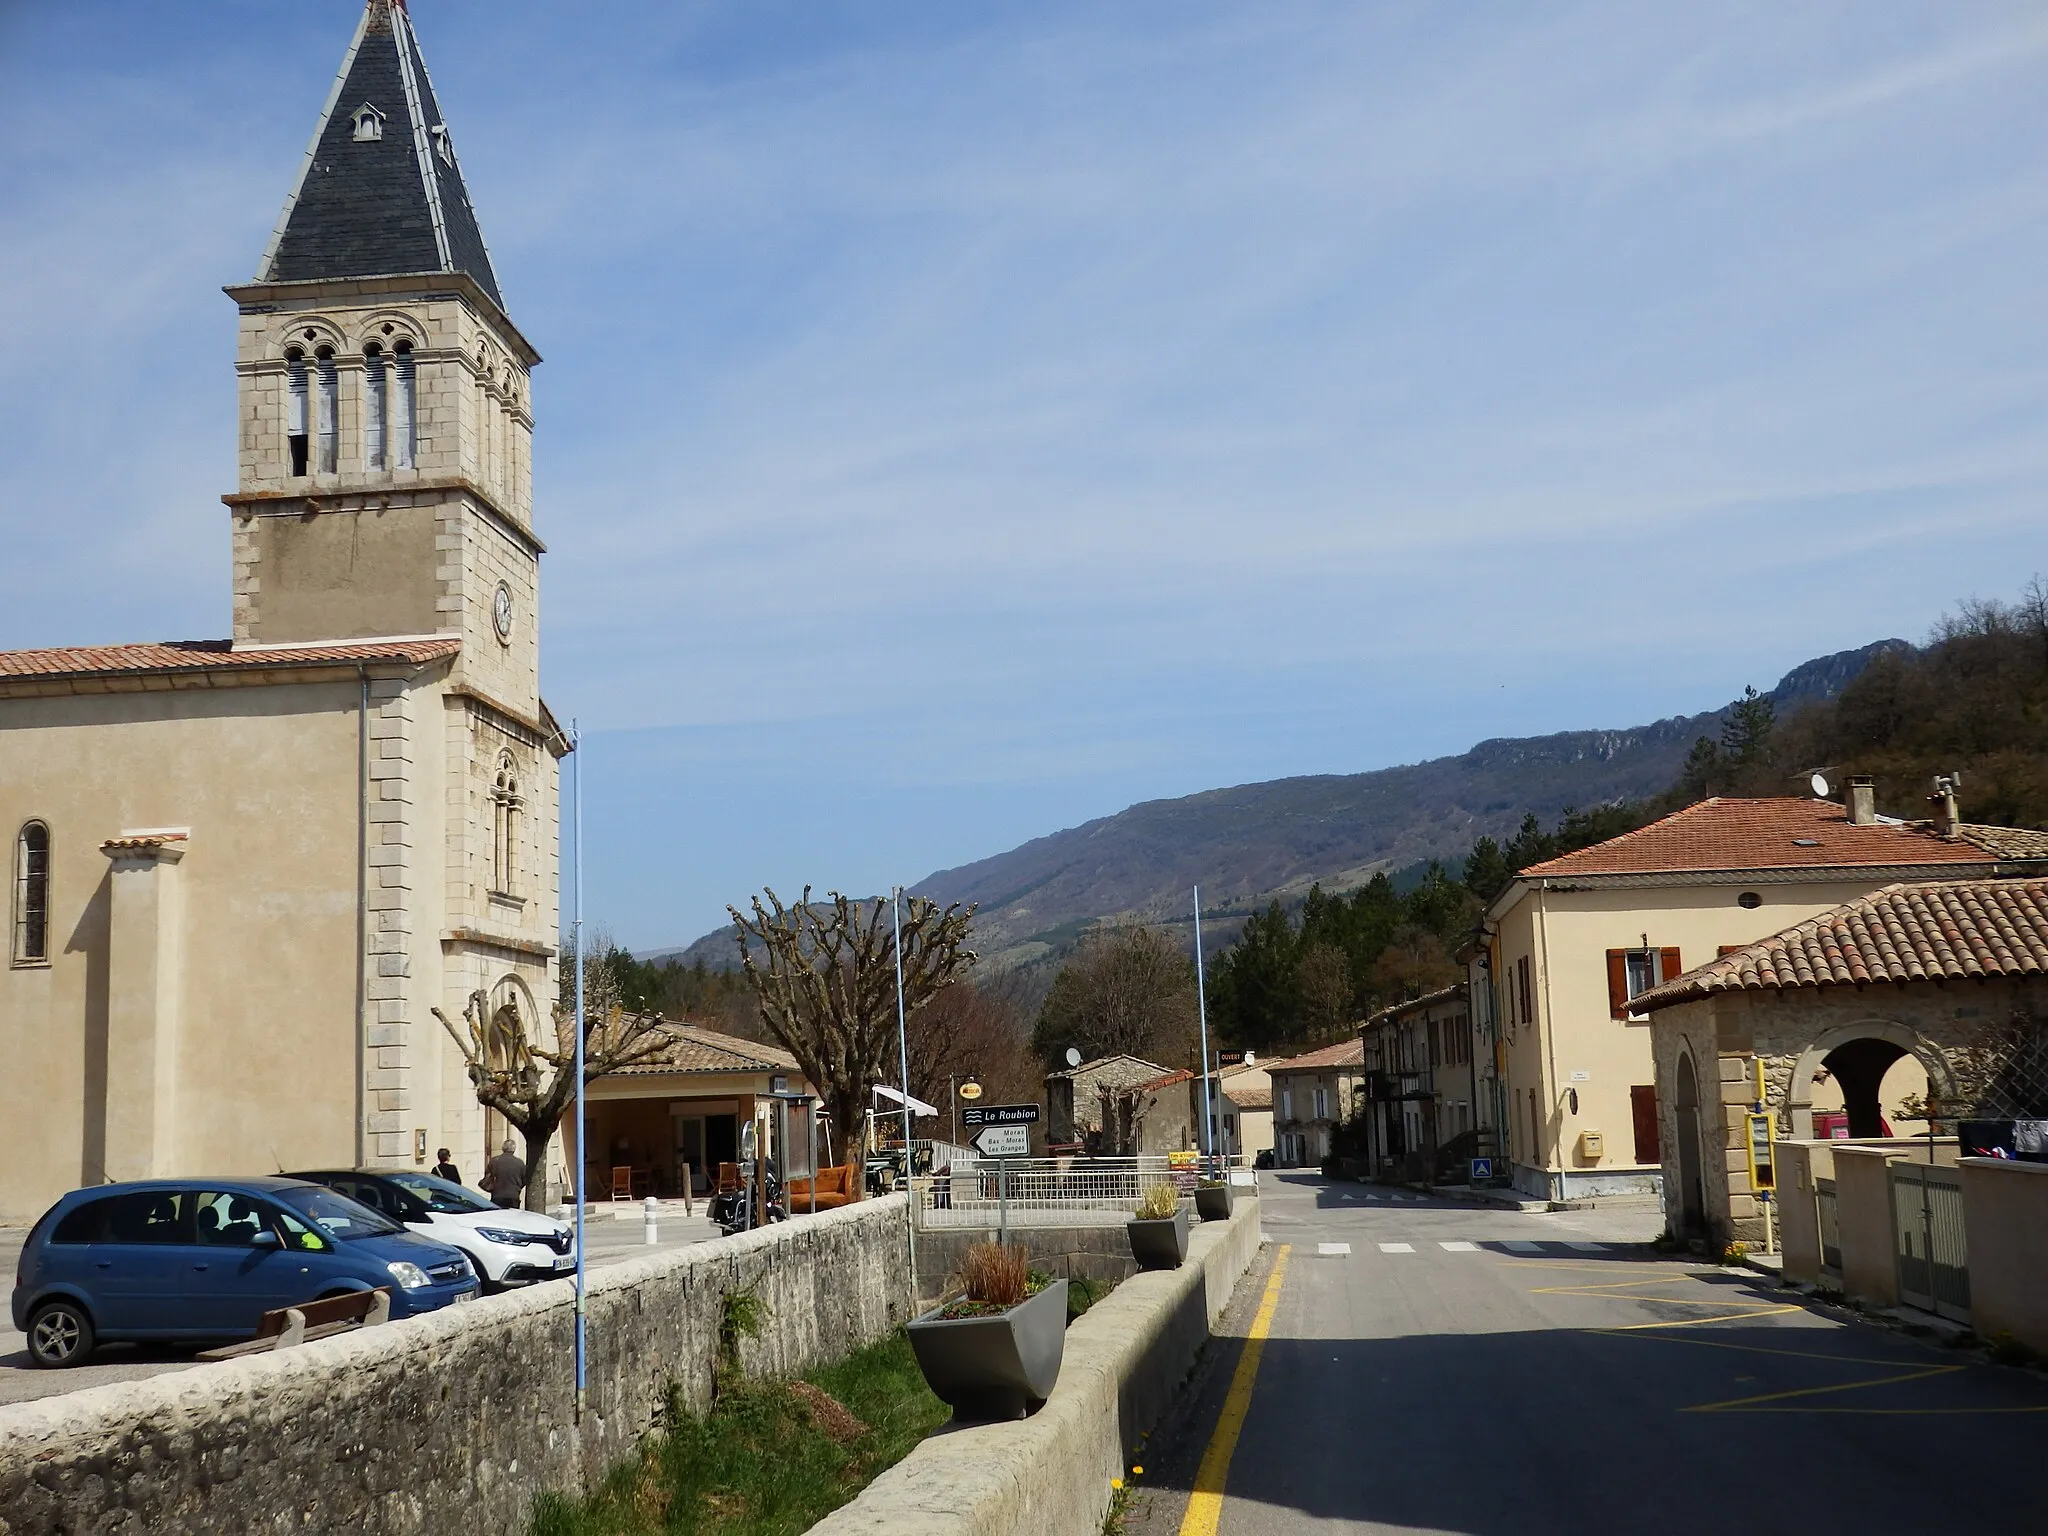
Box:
(226, 0, 543, 723)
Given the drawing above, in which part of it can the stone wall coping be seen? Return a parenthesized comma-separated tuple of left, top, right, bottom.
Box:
(1961, 1156, 2048, 1179)
(0, 1193, 907, 1450)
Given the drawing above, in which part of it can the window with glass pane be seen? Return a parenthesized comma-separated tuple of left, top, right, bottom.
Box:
(14, 821, 48, 963)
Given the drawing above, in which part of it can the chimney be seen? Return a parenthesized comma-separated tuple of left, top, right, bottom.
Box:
(1929, 774, 1962, 839)
(1845, 775, 1877, 826)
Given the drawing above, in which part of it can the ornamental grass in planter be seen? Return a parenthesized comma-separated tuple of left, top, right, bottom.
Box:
(1195, 1178, 1234, 1222)
(907, 1242, 1067, 1422)
(1126, 1181, 1191, 1270)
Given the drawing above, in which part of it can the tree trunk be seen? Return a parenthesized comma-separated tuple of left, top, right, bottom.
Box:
(830, 1089, 867, 1202)
(521, 1115, 561, 1213)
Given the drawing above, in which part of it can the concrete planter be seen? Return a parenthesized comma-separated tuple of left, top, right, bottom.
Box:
(908, 1279, 1068, 1422)
(1126, 1207, 1191, 1269)
(1194, 1184, 1234, 1222)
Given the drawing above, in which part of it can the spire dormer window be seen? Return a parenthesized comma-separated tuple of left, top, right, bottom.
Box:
(285, 347, 309, 477)
(431, 123, 453, 166)
(350, 103, 385, 143)
(314, 346, 338, 475)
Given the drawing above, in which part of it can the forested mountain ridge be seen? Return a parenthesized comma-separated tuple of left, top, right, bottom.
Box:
(661, 640, 1904, 971)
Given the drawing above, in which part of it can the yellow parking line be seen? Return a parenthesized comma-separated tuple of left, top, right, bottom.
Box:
(1685, 1363, 1964, 1413)
(1178, 1244, 1291, 1536)
(1597, 1305, 1805, 1330)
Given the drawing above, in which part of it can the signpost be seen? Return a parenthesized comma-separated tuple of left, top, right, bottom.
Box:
(962, 1105, 1041, 1244)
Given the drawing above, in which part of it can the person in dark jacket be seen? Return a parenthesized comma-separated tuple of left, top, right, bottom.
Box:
(430, 1148, 462, 1184)
(482, 1140, 527, 1209)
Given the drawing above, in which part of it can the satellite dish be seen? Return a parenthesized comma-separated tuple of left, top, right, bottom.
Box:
(1810, 773, 1831, 798)
(1065, 1047, 1083, 1068)
(958, 1080, 983, 1101)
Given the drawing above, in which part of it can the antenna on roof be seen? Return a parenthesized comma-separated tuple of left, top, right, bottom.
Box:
(1809, 772, 1831, 798)
(1065, 1047, 1082, 1068)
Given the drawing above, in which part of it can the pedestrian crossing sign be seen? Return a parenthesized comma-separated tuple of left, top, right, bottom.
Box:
(1470, 1156, 1494, 1180)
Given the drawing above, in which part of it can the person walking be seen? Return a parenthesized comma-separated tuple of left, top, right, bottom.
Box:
(430, 1148, 462, 1184)
(483, 1139, 528, 1209)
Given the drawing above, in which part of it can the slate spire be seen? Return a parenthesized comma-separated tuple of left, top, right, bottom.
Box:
(258, 0, 504, 309)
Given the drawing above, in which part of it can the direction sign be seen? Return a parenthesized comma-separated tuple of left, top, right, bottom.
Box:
(960, 1103, 1040, 1129)
(972, 1124, 1031, 1158)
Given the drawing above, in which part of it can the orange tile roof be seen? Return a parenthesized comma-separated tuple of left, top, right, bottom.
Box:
(1636, 878, 2048, 1007)
(1518, 798, 2006, 879)
(0, 637, 461, 681)
(610, 1021, 801, 1077)
(1131, 1068, 1195, 1094)
(1265, 1038, 1365, 1073)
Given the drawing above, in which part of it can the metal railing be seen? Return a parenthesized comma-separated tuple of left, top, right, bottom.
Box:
(910, 1154, 1241, 1229)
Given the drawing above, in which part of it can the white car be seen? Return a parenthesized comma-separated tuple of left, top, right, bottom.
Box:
(286, 1169, 577, 1290)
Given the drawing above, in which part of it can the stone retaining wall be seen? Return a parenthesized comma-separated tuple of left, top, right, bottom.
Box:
(0, 1196, 911, 1536)
(813, 1196, 1264, 1536)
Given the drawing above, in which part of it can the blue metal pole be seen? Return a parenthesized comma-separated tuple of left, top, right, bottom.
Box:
(1194, 885, 1214, 1165)
(572, 720, 586, 1422)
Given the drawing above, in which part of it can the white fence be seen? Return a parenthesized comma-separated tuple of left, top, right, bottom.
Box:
(910, 1154, 1243, 1229)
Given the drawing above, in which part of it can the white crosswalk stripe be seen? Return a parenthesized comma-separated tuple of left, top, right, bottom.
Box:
(1378, 1242, 1415, 1253)
(1439, 1241, 1478, 1252)
(1318, 1242, 1352, 1256)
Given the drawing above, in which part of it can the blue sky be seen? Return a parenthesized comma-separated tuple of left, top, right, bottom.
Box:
(3, 2, 2046, 951)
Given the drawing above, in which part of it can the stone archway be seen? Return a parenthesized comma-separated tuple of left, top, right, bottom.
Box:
(1673, 1050, 1706, 1238)
(1786, 1019, 1957, 1141)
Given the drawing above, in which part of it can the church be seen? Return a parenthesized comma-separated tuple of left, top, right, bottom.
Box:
(0, 0, 565, 1224)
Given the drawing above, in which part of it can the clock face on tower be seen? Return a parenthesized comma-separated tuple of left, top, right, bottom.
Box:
(492, 583, 514, 644)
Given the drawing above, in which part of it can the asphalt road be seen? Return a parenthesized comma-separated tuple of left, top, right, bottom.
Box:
(0, 1201, 722, 1406)
(1127, 1171, 2046, 1536)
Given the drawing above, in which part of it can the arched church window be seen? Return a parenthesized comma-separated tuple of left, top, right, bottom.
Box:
(364, 343, 387, 470)
(393, 341, 416, 469)
(492, 754, 523, 897)
(13, 821, 49, 965)
(314, 346, 338, 474)
(285, 347, 309, 477)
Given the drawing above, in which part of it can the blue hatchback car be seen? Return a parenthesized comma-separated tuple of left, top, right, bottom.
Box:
(11, 1177, 478, 1367)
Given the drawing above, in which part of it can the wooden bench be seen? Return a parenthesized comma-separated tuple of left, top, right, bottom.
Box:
(195, 1287, 393, 1361)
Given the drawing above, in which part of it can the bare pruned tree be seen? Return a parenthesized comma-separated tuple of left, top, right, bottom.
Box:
(729, 887, 976, 1182)
(432, 989, 670, 1211)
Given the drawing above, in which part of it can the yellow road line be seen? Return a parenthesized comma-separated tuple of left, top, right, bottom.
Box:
(1684, 1363, 1964, 1413)
(1596, 1305, 1805, 1331)
(1178, 1244, 1291, 1536)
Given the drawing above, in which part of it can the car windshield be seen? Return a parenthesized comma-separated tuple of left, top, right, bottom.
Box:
(275, 1184, 403, 1239)
(387, 1172, 494, 1215)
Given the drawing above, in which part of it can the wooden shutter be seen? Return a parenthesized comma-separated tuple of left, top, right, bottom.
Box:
(1718, 944, 1744, 958)
(1606, 950, 1630, 1019)
(1659, 947, 1682, 986)
(1630, 1084, 1660, 1164)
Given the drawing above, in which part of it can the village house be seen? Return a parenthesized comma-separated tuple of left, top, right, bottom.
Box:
(1216, 1056, 1274, 1164)
(0, 0, 566, 1222)
(1267, 1038, 1366, 1168)
(1359, 984, 1494, 1182)
(1634, 877, 2048, 1248)
(1473, 785, 2048, 1203)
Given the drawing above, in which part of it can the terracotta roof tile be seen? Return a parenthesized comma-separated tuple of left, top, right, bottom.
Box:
(1265, 1038, 1365, 1073)
(1518, 797, 2009, 879)
(0, 637, 462, 681)
(1635, 877, 2048, 1008)
(1131, 1068, 1194, 1094)
(1958, 824, 2048, 860)
(1225, 1086, 1272, 1110)
(610, 1022, 801, 1077)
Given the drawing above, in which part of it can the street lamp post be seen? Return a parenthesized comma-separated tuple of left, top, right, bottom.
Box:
(891, 887, 918, 1303)
(571, 719, 587, 1424)
(1195, 885, 1214, 1170)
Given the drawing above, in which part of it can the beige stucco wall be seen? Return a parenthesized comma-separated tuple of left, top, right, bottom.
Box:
(1493, 876, 1934, 1196)
(1959, 1157, 2048, 1355)
(0, 683, 363, 1222)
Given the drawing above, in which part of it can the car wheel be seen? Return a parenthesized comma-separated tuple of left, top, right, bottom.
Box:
(27, 1299, 95, 1369)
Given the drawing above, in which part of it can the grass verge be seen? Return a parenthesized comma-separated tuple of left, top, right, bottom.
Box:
(532, 1330, 948, 1536)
